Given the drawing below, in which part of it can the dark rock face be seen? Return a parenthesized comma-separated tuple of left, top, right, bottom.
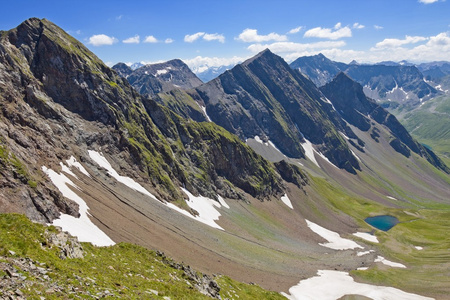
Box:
(113, 59, 203, 96)
(0, 18, 290, 222)
(112, 62, 133, 78)
(193, 50, 360, 173)
(321, 73, 449, 172)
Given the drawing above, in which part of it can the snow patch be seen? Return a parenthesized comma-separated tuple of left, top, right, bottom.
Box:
(218, 195, 230, 209)
(301, 139, 338, 169)
(415, 246, 423, 250)
(281, 270, 433, 300)
(357, 267, 368, 270)
(306, 220, 363, 250)
(155, 69, 169, 76)
(353, 232, 379, 243)
(375, 256, 407, 268)
(198, 103, 212, 122)
(181, 187, 228, 230)
(301, 139, 319, 168)
(357, 250, 375, 257)
(88, 150, 228, 231)
(41, 166, 115, 247)
(254, 135, 264, 144)
(350, 150, 361, 162)
(66, 156, 90, 177)
(88, 150, 158, 201)
(281, 194, 293, 209)
(387, 196, 397, 201)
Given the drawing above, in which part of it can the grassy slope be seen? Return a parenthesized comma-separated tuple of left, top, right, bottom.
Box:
(0, 214, 284, 300)
(310, 176, 450, 299)
(398, 93, 450, 166)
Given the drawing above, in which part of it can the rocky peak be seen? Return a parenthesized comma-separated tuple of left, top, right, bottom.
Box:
(112, 62, 132, 78)
(114, 58, 202, 96)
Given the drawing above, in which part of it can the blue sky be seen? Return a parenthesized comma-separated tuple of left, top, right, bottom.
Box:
(2, 0, 450, 71)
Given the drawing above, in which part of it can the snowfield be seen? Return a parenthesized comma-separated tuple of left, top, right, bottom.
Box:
(306, 220, 363, 250)
(281, 194, 294, 209)
(42, 160, 115, 247)
(281, 270, 434, 300)
(353, 232, 379, 243)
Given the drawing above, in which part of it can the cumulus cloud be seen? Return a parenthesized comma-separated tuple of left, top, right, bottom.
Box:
(304, 23, 352, 40)
(373, 35, 428, 49)
(87, 34, 118, 46)
(123, 35, 140, 44)
(374, 25, 384, 30)
(203, 33, 225, 43)
(236, 29, 288, 42)
(368, 32, 450, 62)
(184, 32, 205, 43)
(165, 38, 174, 44)
(418, 0, 439, 3)
(144, 35, 158, 43)
(247, 41, 346, 54)
(353, 23, 365, 29)
(183, 55, 246, 73)
(288, 26, 303, 34)
(184, 32, 225, 43)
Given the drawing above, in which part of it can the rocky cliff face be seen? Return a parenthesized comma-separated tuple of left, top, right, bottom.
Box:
(0, 18, 300, 222)
(191, 50, 360, 173)
(113, 59, 203, 97)
(321, 73, 449, 172)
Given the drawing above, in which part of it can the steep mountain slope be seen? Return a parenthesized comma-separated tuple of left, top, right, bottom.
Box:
(0, 18, 297, 222)
(399, 93, 450, 166)
(190, 50, 361, 173)
(113, 59, 202, 96)
(290, 54, 439, 110)
(320, 73, 448, 173)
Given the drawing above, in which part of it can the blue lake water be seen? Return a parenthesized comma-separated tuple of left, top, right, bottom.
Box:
(365, 215, 399, 231)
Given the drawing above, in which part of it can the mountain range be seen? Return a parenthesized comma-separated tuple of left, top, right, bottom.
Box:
(1, 18, 450, 299)
(290, 53, 442, 111)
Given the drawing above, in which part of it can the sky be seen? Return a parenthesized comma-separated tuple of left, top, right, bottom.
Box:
(1, 0, 450, 72)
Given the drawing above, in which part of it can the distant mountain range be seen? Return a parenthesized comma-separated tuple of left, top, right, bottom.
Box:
(289, 54, 449, 111)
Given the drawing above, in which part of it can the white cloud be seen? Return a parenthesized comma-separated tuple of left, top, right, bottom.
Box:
(144, 35, 158, 43)
(374, 25, 384, 30)
(116, 15, 123, 21)
(203, 33, 225, 43)
(184, 32, 205, 43)
(247, 41, 346, 54)
(87, 34, 118, 46)
(288, 26, 303, 34)
(236, 28, 288, 43)
(123, 35, 140, 44)
(165, 38, 174, 44)
(353, 23, 365, 29)
(304, 23, 352, 40)
(184, 32, 225, 43)
(373, 35, 428, 49)
(367, 32, 450, 63)
(183, 55, 246, 73)
(418, 0, 439, 3)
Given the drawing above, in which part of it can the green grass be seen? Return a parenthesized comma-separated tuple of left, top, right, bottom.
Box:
(311, 176, 450, 298)
(0, 214, 286, 299)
